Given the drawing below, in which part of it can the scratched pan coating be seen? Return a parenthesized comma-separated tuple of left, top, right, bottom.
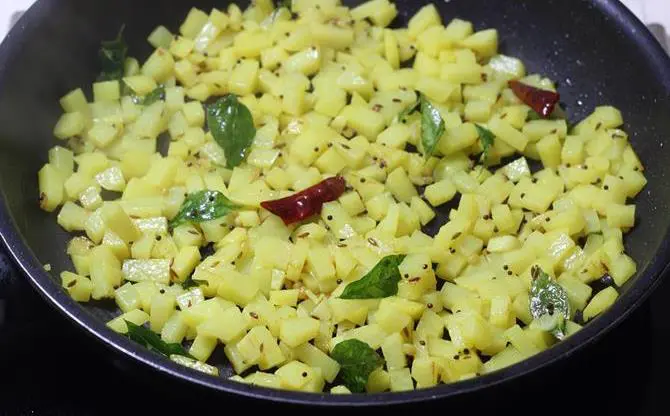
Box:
(0, 0, 669, 406)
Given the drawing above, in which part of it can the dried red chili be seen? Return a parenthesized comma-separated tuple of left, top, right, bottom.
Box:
(260, 176, 346, 225)
(508, 80, 560, 118)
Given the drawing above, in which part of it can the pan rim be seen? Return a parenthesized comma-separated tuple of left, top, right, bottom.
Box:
(1, 0, 669, 406)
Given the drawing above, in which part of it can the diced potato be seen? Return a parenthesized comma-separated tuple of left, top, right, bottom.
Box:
(424, 178, 457, 207)
(606, 204, 635, 228)
(480, 345, 522, 374)
(386, 167, 418, 202)
(583, 287, 618, 321)
(280, 317, 320, 348)
(89, 245, 121, 299)
(150, 292, 176, 332)
(488, 118, 528, 151)
(38, 164, 65, 212)
(366, 368, 391, 393)
(142, 48, 175, 83)
(60, 88, 89, 114)
(217, 270, 260, 307)
(148, 25, 174, 49)
(54, 112, 86, 140)
(460, 29, 498, 59)
(106, 309, 150, 334)
(57, 201, 90, 232)
(122, 259, 171, 284)
(294, 342, 340, 383)
(197, 306, 248, 343)
(101, 203, 141, 243)
(93, 80, 120, 102)
(389, 368, 414, 392)
(382, 332, 407, 370)
(189, 334, 218, 362)
(275, 361, 315, 391)
(171, 246, 201, 282)
(61, 271, 94, 302)
(408, 4, 441, 38)
(171, 355, 218, 376)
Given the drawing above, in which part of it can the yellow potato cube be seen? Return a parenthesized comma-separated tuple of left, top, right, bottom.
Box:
(180, 102, 204, 128)
(536, 134, 562, 168)
(583, 286, 618, 321)
(339, 191, 366, 217)
(270, 290, 300, 307)
(171, 246, 201, 282)
(608, 254, 636, 286)
(217, 270, 259, 307)
(386, 167, 418, 202)
(142, 48, 175, 83)
(38, 164, 65, 212)
(180, 8, 209, 39)
(106, 309, 150, 334)
(389, 368, 414, 392)
(503, 325, 540, 357)
(198, 306, 248, 343)
(114, 282, 141, 313)
(280, 317, 320, 348)
(61, 271, 94, 302)
(606, 204, 635, 228)
(424, 178, 457, 207)
(441, 62, 483, 85)
(412, 357, 440, 388)
(294, 342, 341, 383)
(366, 368, 391, 393)
(122, 259, 171, 284)
(150, 292, 176, 332)
(376, 303, 413, 334)
(53, 112, 86, 140)
(306, 246, 336, 282)
(95, 166, 126, 192)
(341, 105, 386, 139)
(228, 59, 260, 96)
(89, 246, 122, 300)
(408, 4, 441, 38)
(247, 326, 286, 370)
(459, 29, 498, 59)
(60, 88, 89, 114)
(93, 80, 120, 102)
(189, 334, 218, 362)
(120, 152, 152, 179)
(174, 59, 198, 87)
(101, 203, 140, 243)
(275, 361, 314, 390)
(57, 201, 90, 232)
(488, 118, 528, 151)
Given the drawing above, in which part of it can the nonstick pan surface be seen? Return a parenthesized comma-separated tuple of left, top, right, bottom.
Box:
(0, 0, 669, 406)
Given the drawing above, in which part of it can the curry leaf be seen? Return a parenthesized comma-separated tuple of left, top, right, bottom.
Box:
(277, 0, 292, 10)
(125, 320, 193, 358)
(475, 124, 495, 163)
(331, 339, 384, 393)
(527, 109, 543, 121)
(397, 100, 420, 123)
(420, 95, 445, 158)
(98, 26, 128, 82)
(340, 255, 405, 299)
(137, 86, 165, 106)
(207, 95, 256, 169)
(529, 266, 571, 340)
(181, 275, 201, 289)
(169, 190, 239, 229)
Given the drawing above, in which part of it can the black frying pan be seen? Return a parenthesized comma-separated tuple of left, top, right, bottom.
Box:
(0, 0, 669, 406)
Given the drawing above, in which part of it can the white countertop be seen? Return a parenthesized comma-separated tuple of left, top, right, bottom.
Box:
(0, 0, 667, 46)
